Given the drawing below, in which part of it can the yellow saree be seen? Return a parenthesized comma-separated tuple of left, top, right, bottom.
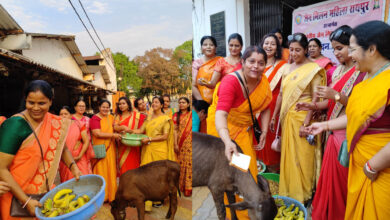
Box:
(140, 115, 175, 165)
(279, 63, 326, 203)
(207, 74, 272, 219)
(91, 114, 117, 202)
(345, 69, 390, 220)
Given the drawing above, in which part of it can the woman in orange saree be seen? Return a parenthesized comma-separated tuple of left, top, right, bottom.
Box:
(0, 80, 81, 219)
(192, 36, 222, 104)
(307, 21, 390, 219)
(256, 33, 287, 167)
(173, 97, 192, 197)
(59, 106, 91, 182)
(113, 97, 146, 175)
(90, 100, 121, 202)
(208, 46, 272, 219)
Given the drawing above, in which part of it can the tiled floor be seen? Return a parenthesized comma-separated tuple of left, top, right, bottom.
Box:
(192, 187, 218, 220)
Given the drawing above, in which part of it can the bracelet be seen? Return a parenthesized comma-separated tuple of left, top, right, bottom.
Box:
(69, 161, 76, 169)
(366, 161, 377, 173)
(302, 123, 309, 127)
(22, 196, 32, 209)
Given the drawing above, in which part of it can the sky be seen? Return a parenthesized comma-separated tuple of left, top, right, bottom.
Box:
(0, 0, 192, 59)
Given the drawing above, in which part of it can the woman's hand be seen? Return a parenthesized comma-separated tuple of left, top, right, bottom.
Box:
(112, 133, 122, 141)
(70, 164, 82, 181)
(254, 132, 267, 151)
(141, 137, 149, 145)
(363, 161, 379, 181)
(225, 140, 238, 162)
(299, 125, 309, 137)
(197, 78, 207, 86)
(0, 181, 10, 196)
(295, 102, 315, 111)
(269, 118, 276, 133)
(174, 143, 179, 154)
(73, 155, 81, 162)
(316, 86, 337, 100)
(305, 122, 326, 135)
(26, 199, 42, 216)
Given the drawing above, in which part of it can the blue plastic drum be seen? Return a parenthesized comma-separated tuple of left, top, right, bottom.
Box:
(35, 174, 106, 220)
(273, 195, 307, 220)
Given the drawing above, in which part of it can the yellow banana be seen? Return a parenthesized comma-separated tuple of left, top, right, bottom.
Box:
(69, 200, 80, 212)
(53, 189, 73, 206)
(81, 194, 90, 202)
(47, 209, 59, 217)
(77, 197, 86, 207)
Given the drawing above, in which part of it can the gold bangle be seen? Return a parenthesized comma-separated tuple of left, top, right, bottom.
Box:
(303, 123, 308, 127)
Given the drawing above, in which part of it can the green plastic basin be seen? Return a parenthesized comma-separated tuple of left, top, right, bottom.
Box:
(121, 133, 148, 147)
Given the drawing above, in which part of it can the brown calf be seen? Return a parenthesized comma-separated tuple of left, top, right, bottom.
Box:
(110, 160, 181, 220)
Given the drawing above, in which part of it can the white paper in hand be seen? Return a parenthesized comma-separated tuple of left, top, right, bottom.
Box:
(230, 153, 251, 172)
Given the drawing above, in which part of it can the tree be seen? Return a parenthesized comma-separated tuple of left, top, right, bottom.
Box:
(173, 40, 192, 94)
(134, 48, 182, 98)
(112, 52, 142, 97)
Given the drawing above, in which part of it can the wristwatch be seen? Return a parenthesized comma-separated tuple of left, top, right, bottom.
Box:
(334, 93, 341, 102)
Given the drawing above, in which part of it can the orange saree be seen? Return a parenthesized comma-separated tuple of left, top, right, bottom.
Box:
(173, 111, 192, 196)
(207, 74, 272, 220)
(91, 114, 117, 202)
(196, 56, 221, 104)
(115, 112, 146, 175)
(0, 113, 70, 220)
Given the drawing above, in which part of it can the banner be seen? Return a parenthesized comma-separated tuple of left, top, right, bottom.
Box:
(292, 0, 386, 63)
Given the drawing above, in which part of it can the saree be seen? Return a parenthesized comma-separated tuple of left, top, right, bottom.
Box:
(115, 112, 146, 175)
(59, 121, 91, 182)
(207, 74, 272, 220)
(72, 116, 94, 160)
(0, 113, 70, 220)
(140, 115, 175, 166)
(279, 62, 326, 203)
(173, 111, 192, 196)
(0, 116, 6, 126)
(91, 114, 117, 202)
(196, 56, 222, 104)
(312, 66, 363, 220)
(257, 60, 287, 166)
(344, 69, 390, 220)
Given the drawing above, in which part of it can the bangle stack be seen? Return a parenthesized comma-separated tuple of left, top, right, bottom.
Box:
(366, 161, 377, 173)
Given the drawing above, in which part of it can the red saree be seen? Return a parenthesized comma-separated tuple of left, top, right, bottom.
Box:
(257, 60, 287, 166)
(116, 112, 146, 175)
(173, 111, 192, 196)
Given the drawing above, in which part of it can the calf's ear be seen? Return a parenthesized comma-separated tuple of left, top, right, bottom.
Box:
(257, 175, 270, 195)
(226, 201, 252, 210)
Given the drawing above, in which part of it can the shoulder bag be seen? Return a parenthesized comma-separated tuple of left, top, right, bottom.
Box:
(271, 118, 281, 152)
(234, 71, 262, 143)
(10, 113, 50, 217)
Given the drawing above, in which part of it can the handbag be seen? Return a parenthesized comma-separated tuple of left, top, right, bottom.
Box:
(234, 71, 262, 143)
(10, 113, 50, 217)
(337, 140, 349, 167)
(271, 118, 281, 152)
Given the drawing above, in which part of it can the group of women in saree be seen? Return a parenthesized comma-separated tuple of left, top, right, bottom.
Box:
(198, 20, 390, 220)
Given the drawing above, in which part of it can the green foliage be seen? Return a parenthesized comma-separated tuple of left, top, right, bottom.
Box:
(173, 40, 192, 93)
(112, 52, 142, 96)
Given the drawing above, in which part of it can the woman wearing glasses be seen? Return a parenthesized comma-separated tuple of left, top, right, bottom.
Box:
(271, 33, 326, 204)
(297, 25, 366, 220)
(307, 21, 390, 220)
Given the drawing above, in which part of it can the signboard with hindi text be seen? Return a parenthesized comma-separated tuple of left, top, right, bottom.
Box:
(292, 0, 386, 64)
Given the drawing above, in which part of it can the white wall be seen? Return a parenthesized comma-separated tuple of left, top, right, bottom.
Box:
(93, 71, 106, 88)
(100, 48, 117, 92)
(22, 38, 84, 80)
(192, 0, 250, 58)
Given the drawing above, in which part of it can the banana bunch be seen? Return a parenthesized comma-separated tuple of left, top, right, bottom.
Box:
(41, 189, 90, 217)
(274, 199, 305, 220)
